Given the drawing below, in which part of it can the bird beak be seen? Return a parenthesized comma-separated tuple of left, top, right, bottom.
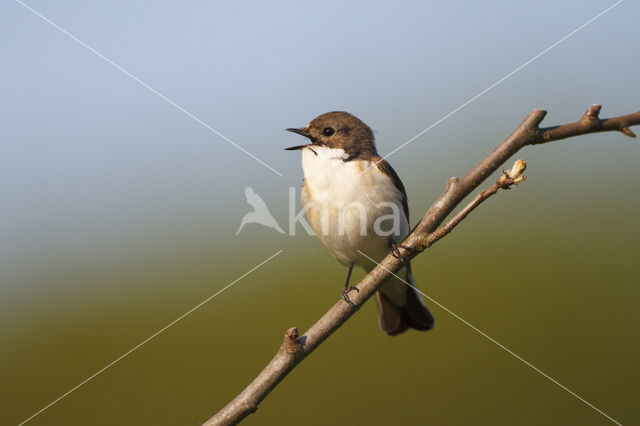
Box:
(285, 127, 313, 150)
(286, 127, 308, 137)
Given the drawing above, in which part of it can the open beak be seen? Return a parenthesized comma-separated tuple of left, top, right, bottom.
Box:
(285, 127, 312, 151)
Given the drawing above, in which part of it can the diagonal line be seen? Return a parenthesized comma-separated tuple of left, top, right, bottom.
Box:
(14, 0, 283, 177)
(356, 250, 622, 426)
(378, 0, 624, 163)
(17, 249, 284, 426)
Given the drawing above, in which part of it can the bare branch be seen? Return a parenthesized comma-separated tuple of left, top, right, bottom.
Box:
(420, 159, 527, 250)
(203, 105, 639, 426)
(535, 104, 639, 143)
(207, 328, 304, 425)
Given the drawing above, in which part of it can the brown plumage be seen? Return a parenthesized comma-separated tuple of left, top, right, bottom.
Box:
(286, 111, 434, 336)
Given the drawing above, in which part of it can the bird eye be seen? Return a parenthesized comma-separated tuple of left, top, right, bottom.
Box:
(323, 127, 335, 136)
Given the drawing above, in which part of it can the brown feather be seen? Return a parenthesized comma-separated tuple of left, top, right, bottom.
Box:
(372, 157, 409, 221)
(375, 265, 435, 336)
(404, 285, 435, 331)
(375, 291, 407, 336)
(372, 159, 434, 334)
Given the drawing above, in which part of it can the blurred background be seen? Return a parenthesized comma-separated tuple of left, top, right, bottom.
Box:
(1, 0, 639, 424)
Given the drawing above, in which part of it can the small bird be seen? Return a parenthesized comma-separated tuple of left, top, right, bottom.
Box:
(236, 186, 285, 235)
(285, 111, 434, 335)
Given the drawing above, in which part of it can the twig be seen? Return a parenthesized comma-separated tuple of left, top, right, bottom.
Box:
(420, 159, 527, 250)
(203, 105, 639, 426)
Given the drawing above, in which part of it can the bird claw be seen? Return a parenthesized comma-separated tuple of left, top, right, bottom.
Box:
(342, 286, 360, 307)
(390, 242, 410, 262)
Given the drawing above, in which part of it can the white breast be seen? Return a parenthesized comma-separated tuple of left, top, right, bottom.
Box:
(300, 146, 408, 267)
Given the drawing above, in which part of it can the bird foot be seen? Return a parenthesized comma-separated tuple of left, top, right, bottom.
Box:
(342, 286, 360, 307)
(390, 242, 410, 262)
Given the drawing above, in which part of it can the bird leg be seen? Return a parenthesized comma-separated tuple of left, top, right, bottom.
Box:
(341, 264, 359, 307)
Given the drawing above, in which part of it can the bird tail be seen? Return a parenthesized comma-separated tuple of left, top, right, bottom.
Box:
(375, 264, 434, 336)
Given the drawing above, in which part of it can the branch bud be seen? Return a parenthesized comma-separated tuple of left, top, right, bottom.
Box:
(498, 159, 527, 187)
(585, 104, 602, 120)
(282, 327, 302, 354)
(621, 127, 636, 138)
(418, 233, 431, 251)
(507, 159, 527, 184)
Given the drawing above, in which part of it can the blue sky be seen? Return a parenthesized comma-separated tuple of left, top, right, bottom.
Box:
(1, 0, 638, 285)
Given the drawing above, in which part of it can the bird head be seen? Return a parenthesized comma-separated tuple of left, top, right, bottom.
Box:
(285, 111, 377, 159)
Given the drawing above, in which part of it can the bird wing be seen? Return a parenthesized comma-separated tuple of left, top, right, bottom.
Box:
(372, 157, 409, 221)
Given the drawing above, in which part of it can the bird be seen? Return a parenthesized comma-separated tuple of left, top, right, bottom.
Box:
(285, 111, 434, 335)
(236, 186, 285, 235)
